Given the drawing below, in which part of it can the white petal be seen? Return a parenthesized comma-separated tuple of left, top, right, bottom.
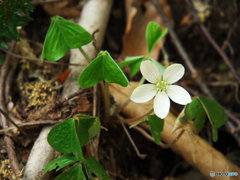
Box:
(163, 64, 185, 84)
(140, 60, 162, 84)
(130, 84, 157, 103)
(166, 85, 192, 105)
(154, 92, 170, 119)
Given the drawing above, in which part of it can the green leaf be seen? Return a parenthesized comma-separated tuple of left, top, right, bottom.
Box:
(88, 118, 101, 139)
(149, 58, 166, 75)
(0, 38, 8, 49)
(78, 51, 130, 88)
(71, 120, 84, 161)
(146, 21, 168, 55)
(44, 153, 78, 173)
(118, 56, 145, 77)
(0, 55, 4, 64)
(84, 157, 111, 180)
(47, 119, 74, 153)
(185, 98, 207, 131)
(148, 115, 164, 144)
(55, 163, 86, 180)
(41, 15, 92, 61)
(73, 115, 100, 147)
(12, 15, 33, 27)
(84, 165, 95, 180)
(197, 96, 228, 142)
(1, 20, 19, 40)
(47, 118, 84, 160)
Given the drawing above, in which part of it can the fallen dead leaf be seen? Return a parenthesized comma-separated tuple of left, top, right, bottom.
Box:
(43, 1, 82, 17)
(121, 0, 173, 60)
(180, 13, 192, 26)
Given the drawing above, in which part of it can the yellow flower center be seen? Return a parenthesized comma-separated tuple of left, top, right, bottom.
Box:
(156, 80, 168, 92)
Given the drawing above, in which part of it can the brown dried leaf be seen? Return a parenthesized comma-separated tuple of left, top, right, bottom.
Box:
(122, 0, 172, 59)
(43, 1, 82, 17)
(109, 82, 240, 180)
(179, 13, 192, 26)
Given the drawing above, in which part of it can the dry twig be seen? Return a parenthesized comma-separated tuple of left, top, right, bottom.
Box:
(221, 15, 240, 53)
(31, 0, 70, 6)
(0, 119, 64, 134)
(0, 40, 21, 175)
(133, 125, 185, 149)
(0, 109, 34, 141)
(184, 0, 240, 85)
(117, 115, 147, 159)
(0, 47, 85, 66)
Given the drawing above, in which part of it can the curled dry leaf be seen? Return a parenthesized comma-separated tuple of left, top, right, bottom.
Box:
(109, 82, 240, 180)
(122, 0, 173, 59)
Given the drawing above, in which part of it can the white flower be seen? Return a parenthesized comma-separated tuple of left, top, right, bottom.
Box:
(130, 60, 192, 119)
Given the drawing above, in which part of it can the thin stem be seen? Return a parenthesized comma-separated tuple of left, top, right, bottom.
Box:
(92, 85, 98, 117)
(160, 129, 185, 149)
(184, 0, 240, 85)
(78, 45, 111, 124)
(0, 108, 34, 141)
(79, 47, 91, 63)
(124, 108, 154, 125)
(85, 144, 92, 158)
(105, 82, 110, 122)
(31, 0, 69, 6)
(0, 40, 21, 175)
(138, 76, 145, 86)
(133, 125, 185, 149)
(0, 120, 64, 134)
(0, 47, 85, 66)
(99, 81, 108, 125)
(117, 115, 147, 159)
(115, 76, 146, 114)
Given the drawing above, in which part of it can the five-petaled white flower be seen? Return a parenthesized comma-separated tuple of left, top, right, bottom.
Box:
(130, 60, 192, 119)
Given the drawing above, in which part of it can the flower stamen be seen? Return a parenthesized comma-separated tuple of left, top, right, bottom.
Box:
(156, 80, 168, 92)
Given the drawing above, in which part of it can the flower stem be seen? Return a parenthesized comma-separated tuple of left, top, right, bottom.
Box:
(99, 81, 110, 123)
(78, 47, 111, 123)
(115, 77, 146, 114)
(125, 108, 154, 126)
(78, 47, 91, 63)
(117, 114, 147, 159)
(105, 82, 110, 122)
(138, 76, 145, 86)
